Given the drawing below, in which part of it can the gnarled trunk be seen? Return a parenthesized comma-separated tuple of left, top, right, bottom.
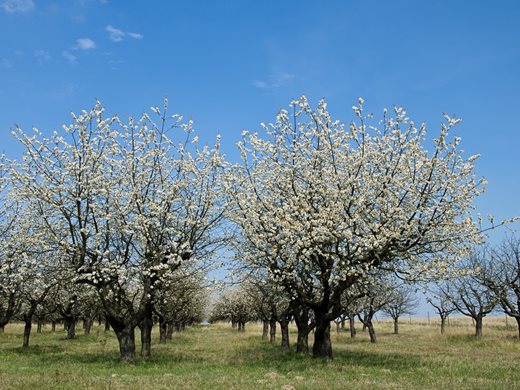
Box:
(312, 320, 332, 358)
(117, 327, 136, 364)
(67, 320, 76, 340)
(294, 307, 310, 353)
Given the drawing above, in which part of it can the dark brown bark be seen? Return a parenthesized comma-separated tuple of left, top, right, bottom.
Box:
(440, 316, 446, 335)
(475, 316, 483, 337)
(280, 318, 290, 351)
(114, 326, 136, 364)
(0, 325, 4, 333)
(269, 318, 276, 344)
(159, 317, 167, 344)
(262, 320, 269, 340)
(294, 306, 310, 353)
(104, 319, 110, 332)
(37, 320, 43, 333)
(393, 318, 399, 335)
(139, 307, 153, 357)
(67, 320, 76, 339)
(51, 321, 56, 332)
(312, 321, 332, 358)
(23, 319, 32, 348)
(166, 322, 174, 340)
(84, 317, 92, 335)
(349, 317, 356, 338)
(367, 321, 377, 343)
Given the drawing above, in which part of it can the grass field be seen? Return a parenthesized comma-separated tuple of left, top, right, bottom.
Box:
(1, 317, 519, 389)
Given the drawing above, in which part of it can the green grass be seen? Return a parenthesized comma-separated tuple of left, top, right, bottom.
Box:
(1, 317, 520, 389)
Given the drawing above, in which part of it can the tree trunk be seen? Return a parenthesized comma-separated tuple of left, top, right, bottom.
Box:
(23, 319, 32, 348)
(294, 307, 310, 353)
(51, 321, 56, 332)
(514, 316, 520, 338)
(269, 319, 276, 344)
(280, 318, 290, 351)
(0, 325, 4, 333)
(349, 317, 356, 338)
(231, 320, 237, 329)
(67, 320, 76, 340)
(262, 320, 269, 340)
(475, 316, 483, 337)
(159, 317, 167, 344)
(367, 320, 377, 343)
(336, 322, 340, 333)
(440, 316, 446, 335)
(393, 317, 399, 335)
(139, 310, 153, 358)
(37, 320, 43, 333)
(166, 322, 174, 340)
(341, 318, 345, 329)
(114, 326, 136, 364)
(312, 320, 332, 358)
(296, 327, 309, 353)
(105, 319, 110, 332)
(84, 318, 92, 335)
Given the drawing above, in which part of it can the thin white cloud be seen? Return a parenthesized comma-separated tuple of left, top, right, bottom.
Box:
(106, 25, 125, 42)
(62, 50, 77, 64)
(76, 38, 96, 50)
(0, 0, 34, 13)
(127, 32, 143, 40)
(1, 58, 14, 68)
(105, 24, 143, 42)
(34, 49, 51, 64)
(253, 72, 295, 90)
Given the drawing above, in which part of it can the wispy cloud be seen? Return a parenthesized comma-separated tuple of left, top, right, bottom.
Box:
(0, 0, 34, 13)
(106, 25, 124, 42)
(253, 72, 295, 90)
(33, 49, 51, 64)
(76, 38, 96, 50)
(105, 24, 143, 42)
(127, 32, 143, 40)
(62, 50, 77, 64)
(1, 58, 14, 68)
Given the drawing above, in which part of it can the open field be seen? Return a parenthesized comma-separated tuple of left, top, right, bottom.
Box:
(1, 318, 520, 389)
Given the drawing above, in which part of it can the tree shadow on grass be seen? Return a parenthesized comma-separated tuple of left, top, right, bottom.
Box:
(229, 342, 423, 372)
(11, 344, 65, 355)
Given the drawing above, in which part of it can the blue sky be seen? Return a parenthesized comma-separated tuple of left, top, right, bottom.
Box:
(1, 0, 520, 314)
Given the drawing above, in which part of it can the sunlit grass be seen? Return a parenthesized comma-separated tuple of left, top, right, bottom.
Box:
(0, 317, 519, 389)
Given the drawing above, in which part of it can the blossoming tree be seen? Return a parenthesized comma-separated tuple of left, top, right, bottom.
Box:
(11, 100, 226, 362)
(227, 96, 486, 358)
